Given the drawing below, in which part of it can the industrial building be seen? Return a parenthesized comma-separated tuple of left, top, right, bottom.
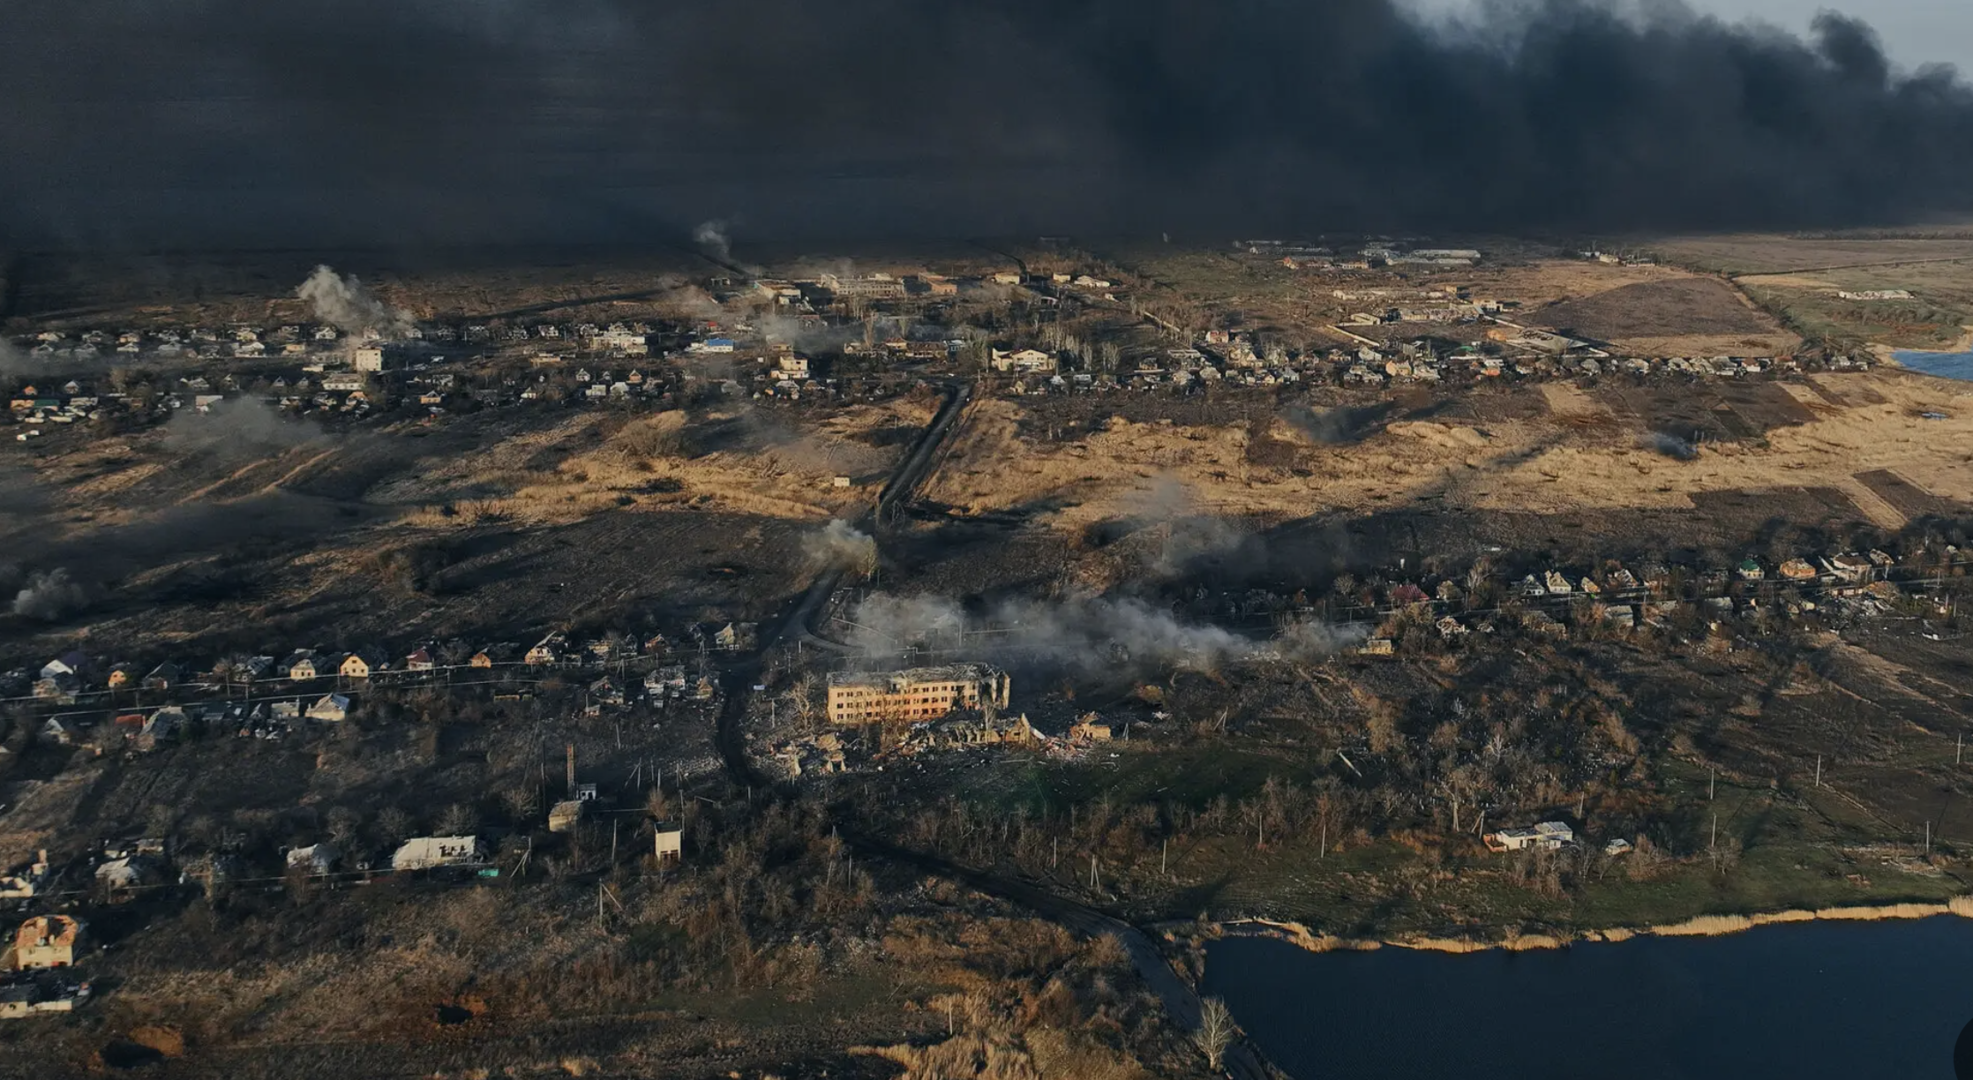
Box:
(826, 665, 1011, 725)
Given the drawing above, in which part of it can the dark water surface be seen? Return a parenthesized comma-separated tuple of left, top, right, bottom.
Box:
(1205, 917, 1973, 1079)
(1893, 350, 1973, 381)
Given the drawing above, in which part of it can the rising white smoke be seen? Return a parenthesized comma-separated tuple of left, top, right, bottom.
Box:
(844, 591, 1354, 673)
(295, 264, 414, 338)
(805, 519, 878, 577)
(163, 397, 323, 458)
(1122, 476, 1251, 578)
(13, 568, 87, 621)
(693, 220, 734, 263)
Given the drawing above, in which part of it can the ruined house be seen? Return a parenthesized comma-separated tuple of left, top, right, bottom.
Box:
(10, 916, 83, 969)
(525, 633, 567, 666)
(0, 851, 51, 899)
(548, 800, 586, 833)
(286, 843, 338, 875)
(826, 666, 1012, 725)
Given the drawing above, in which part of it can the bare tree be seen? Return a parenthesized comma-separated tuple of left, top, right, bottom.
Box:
(325, 807, 361, 846)
(376, 807, 416, 844)
(1195, 997, 1237, 1071)
(439, 802, 480, 836)
(501, 786, 541, 824)
(783, 675, 819, 732)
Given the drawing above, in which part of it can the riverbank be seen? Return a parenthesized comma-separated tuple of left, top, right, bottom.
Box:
(1202, 915, 1973, 1080)
(1195, 894, 1973, 957)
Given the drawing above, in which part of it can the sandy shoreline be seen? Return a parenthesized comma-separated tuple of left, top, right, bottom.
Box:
(1202, 896, 1973, 956)
(1870, 324, 1973, 366)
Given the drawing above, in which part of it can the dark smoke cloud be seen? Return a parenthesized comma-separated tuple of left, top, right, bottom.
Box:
(2, 2, 1970, 249)
(1642, 431, 1700, 459)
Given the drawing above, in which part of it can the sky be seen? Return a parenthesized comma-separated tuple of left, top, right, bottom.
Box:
(1404, 0, 1973, 70)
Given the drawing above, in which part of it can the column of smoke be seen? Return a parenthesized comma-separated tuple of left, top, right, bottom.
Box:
(12, 568, 86, 620)
(846, 591, 1359, 673)
(0, 335, 22, 376)
(295, 265, 414, 338)
(693, 220, 762, 275)
(805, 519, 878, 577)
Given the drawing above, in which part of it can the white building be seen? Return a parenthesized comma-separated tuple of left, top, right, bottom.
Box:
(391, 836, 485, 871)
(1484, 821, 1575, 853)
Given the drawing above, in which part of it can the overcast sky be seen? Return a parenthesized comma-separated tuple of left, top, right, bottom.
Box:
(1406, 0, 1973, 70)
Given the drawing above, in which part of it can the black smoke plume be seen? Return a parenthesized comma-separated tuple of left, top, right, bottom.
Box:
(2, 2, 1970, 248)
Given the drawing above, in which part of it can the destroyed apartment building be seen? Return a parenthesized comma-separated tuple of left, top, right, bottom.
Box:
(826, 665, 1012, 725)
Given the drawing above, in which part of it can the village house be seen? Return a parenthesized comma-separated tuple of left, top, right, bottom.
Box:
(285, 652, 320, 680)
(712, 622, 756, 651)
(826, 665, 1012, 725)
(653, 825, 684, 866)
(471, 644, 515, 668)
(95, 855, 161, 901)
(391, 835, 485, 872)
(339, 648, 387, 679)
(306, 694, 351, 722)
(1778, 558, 1819, 582)
(33, 672, 78, 703)
(525, 633, 567, 666)
(403, 647, 435, 672)
(142, 662, 181, 691)
(10, 915, 83, 969)
(990, 348, 1057, 375)
(286, 843, 338, 875)
(135, 708, 185, 752)
(352, 345, 386, 372)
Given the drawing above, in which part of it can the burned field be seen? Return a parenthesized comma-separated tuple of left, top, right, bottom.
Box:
(1532, 277, 1774, 344)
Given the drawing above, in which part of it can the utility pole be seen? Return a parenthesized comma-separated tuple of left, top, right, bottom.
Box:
(1711, 813, 1718, 853)
(1926, 820, 1932, 855)
(566, 742, 576, 796)
(1161, 838, 1168, 877)
(1709, 766, 1716, 801)
(1090, 854, 1099, 892)
(1815, 755, 1822, 789)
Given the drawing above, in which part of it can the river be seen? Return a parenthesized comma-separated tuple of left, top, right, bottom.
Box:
(1204, 917, 1973, 1079)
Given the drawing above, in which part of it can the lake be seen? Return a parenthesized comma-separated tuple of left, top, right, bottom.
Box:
(1892, 350, 1973, 381)
(1204, 917, 1973, 1079)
